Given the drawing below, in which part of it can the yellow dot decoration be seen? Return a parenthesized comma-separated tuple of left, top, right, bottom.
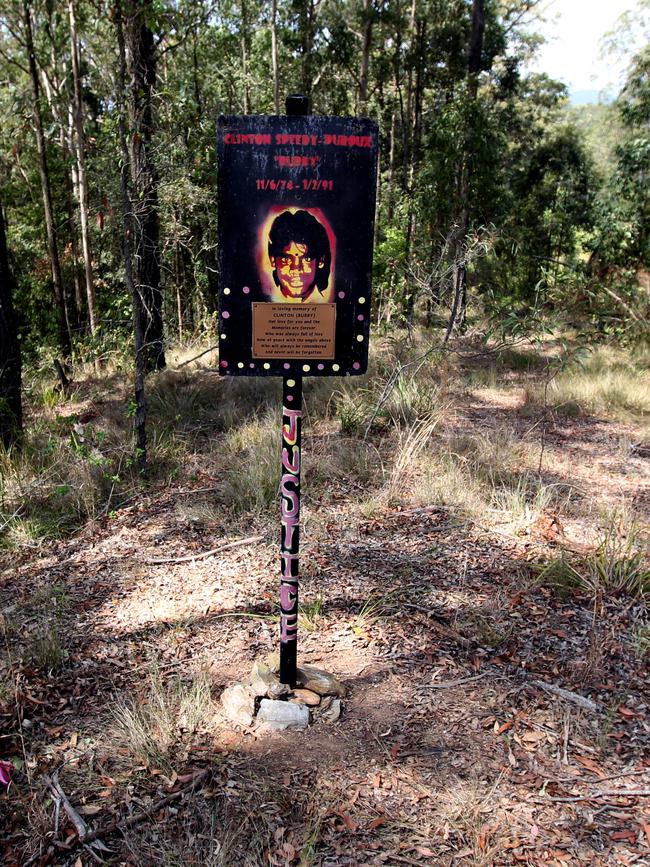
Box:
(263, 363, 270, 370)
(237, 362, 244, 368)
(220, 333, 226, 340)
(287, 379, 296, 387)
(302, 364, 310, 372)
(357, 334, 364, 342)
(332, 364, 340, 371)
(224, 287, 231, 295)
(359, 296, 366, 304)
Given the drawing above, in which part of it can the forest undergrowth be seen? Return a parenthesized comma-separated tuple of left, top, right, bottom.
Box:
(0, 329, 649, 865)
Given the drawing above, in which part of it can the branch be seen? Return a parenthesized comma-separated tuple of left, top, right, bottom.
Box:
(145, 535, 264, 565)
(82, 769, 210, 843)
(175, 344, 218, 369)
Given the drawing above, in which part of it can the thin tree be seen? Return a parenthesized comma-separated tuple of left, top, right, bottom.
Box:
(115, 0, 147, 470)
(68, 0, 98, 335)
(22, 0, 71, 357)
(444, 0, 484, 341)
(123, 0, 165, 372)
(271, 0, 280, 113)
(0, 200, 22, 448)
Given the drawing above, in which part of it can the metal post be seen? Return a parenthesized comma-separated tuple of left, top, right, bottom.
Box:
(278, 93, 308, 688)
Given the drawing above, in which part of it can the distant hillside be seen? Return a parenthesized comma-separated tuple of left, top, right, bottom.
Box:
(566, 102, 623, 176)
(569, 89, 613, 106)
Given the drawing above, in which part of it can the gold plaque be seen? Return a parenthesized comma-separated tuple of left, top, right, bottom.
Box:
(252, 303, 336, 359)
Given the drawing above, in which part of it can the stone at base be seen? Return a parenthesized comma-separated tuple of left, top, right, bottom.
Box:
(256, 698, 309, 730)
(321, 697, 342, 724)
(221, 683, 255, 726)
(290, 688, 321, 706)
(249, 661, 289, 699)
(296, 664, 346, 697)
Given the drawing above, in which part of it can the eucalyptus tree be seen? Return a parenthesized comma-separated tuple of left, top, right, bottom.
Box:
(0, 198, 22, 448)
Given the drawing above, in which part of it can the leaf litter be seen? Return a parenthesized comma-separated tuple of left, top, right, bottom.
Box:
(0, 371, 649, 865)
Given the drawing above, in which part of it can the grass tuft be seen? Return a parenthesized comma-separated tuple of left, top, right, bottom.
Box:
(112, 668, 215, 769)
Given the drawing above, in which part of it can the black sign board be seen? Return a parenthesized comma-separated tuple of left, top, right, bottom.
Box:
(217, 115, 378, 377)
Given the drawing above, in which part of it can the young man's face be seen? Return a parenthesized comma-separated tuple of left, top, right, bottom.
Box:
(271, 240, 323, 300)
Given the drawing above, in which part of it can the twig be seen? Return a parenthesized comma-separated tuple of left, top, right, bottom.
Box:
(399, 603, 474, 648)
(425, 673, 487, 689)
(168, 486, 221, 497)
(82, 769, 210, 843)
(145, 535, 264, 564)
(44, 773, 89, 840)
(590, 769, 647, 785)
(531, 680, 599, 713)
(175, 344, 219, 368)
(542, 790, 650, 803)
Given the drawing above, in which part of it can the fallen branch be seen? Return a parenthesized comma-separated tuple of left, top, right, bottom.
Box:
(175, 344, 219, 368)
(145, 535, 264, 565)
(399, 603, 474, 648)
(82, 769, 210, 843)
(44, 773, 89, 840)
(543, 790, 650, 803)
(532, 680, 599, 713)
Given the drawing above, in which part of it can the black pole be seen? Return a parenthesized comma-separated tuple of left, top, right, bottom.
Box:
(279, 375, 302, 685)
(279, 94, 308, 687)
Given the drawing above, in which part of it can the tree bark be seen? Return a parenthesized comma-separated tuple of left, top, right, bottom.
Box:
(68, 0, 98, 335)
(299, 0, 315, 100)
(445, 0, 484, 339)
(240, 0, 251, 113)
(115, 0, 147, 471)
(124, 0, 165, 372)
(0, 202, 22, 448)
(270, 0, 280, 113)
(358, 0, 373, 114)
(23, 0, 71, 358)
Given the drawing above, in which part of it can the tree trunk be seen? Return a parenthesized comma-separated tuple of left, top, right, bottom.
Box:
(124, 0, 165, 372)
(0, 201, 22, 448)
(387, 103, 396, 221)
(63, 112, 85, 327)
(445, 0, 484, 339)
(115, 0, 147, 471)
(240, 0, 251, 113)
(23, 0, 71, 358)
(270, 0, 280, 113)
(358, 0, 373, 114)
(299, 0, 315, 100)
(68, 0, 98, 335)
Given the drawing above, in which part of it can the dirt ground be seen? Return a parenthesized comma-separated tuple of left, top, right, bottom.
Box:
(1, 354, 649, 866)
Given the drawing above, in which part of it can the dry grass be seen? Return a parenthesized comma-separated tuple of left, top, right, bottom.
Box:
(437, 776, 507, 867)
(112, 668, 216, 769)
(536, 509, 649, 599)
(384, 413, 441, 504)
(524, 345, 650, 425)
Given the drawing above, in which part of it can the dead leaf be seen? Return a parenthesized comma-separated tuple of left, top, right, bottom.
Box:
(336, 811, 357, 832)
(574, 755, 605, 779)
(77, 804, 103, 816)
(610, 829, 637, 843)
(367, 817, 385, 831)
(618, 706, 638, 719)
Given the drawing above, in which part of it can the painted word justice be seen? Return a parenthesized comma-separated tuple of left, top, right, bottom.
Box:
(280, 406, 301, 643)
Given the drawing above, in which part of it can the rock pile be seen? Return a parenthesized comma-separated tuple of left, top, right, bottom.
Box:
(221, 656, 345, 732)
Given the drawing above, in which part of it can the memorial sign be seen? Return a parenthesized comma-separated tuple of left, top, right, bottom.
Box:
(217, 114, 379, 377)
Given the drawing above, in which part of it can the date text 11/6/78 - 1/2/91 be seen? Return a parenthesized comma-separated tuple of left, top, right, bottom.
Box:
(255, 179, 334, 191)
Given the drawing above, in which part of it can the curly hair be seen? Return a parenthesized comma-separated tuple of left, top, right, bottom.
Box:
(268, 210, 331, 293)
